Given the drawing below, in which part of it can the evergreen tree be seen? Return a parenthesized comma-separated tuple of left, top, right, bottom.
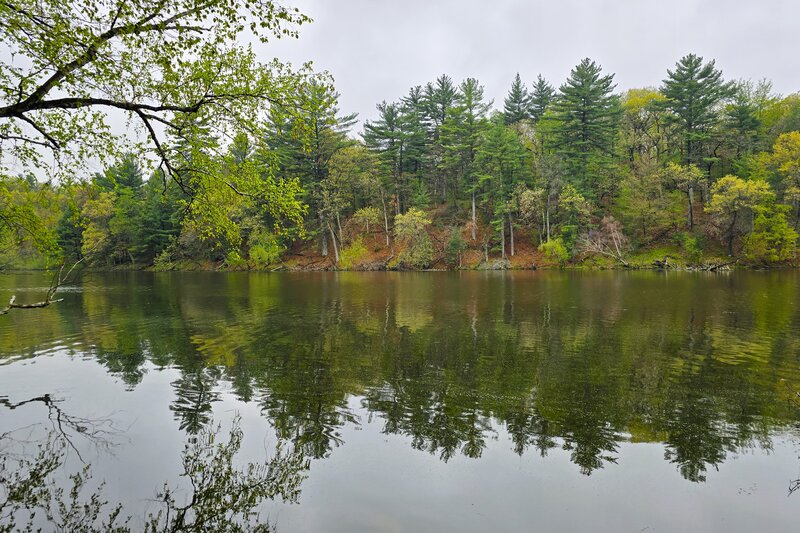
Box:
(503, 73, 532, 125)
(660, 54, 734, 167)
(139, 172, 183, 261)
(439, 78, 491, 237)
(266, 80, 356, 254)
(551, 58, 621, 198)
(399, 87, 431, 196)
(93, 153, 144, 191)
(530, 75, 555, 124)
(476, 116, 531, 256)
(724, 81, 768, 164)
(423, 75, 460, 131)
(364, 101, 407, 212)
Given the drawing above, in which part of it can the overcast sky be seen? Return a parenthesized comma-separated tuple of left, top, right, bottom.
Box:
(263, 0, 799, 127)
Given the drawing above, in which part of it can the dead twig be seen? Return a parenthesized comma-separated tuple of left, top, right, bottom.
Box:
(0, 256, 84, 315)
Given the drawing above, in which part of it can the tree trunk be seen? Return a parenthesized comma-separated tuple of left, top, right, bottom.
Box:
(545, 196, 551, 242)
(336, 211, 344, 246)
(328, 223, 339, 264)
(687, 186, 694, 229)
(509, 213, 515, 257)
(381, 194, 390, 247)
(471, 190, 477, 240)
(320, 212, 328, 256)
(727, 211, 737, 256)
(541, 211, 546, 243)
(501, 222, 506, 259)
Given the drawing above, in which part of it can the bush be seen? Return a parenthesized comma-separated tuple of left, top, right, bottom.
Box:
(538, 238, 569, 265)
(339, 237, 369, 270)
(674, 231, 704, 263)
(400, 235, 434, 269)
(445, 227, 466, 268)
(248, 229, 285, 268)
(224, 250, 247, 269)
(743, 207, 798, 264)
(395, 208, 434, 269)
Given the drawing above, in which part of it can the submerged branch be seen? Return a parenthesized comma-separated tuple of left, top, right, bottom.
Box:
(0, 257, 83, 315)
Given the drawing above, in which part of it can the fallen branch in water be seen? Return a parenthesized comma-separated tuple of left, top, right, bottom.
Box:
(703, 259, 738, 272)
(0, 257, 83, 315)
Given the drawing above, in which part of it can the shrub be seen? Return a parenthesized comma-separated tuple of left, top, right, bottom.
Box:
(538, 238, 569, 265)
(224, 250, 247, 269)
(248, 229, 285, 267)
(743, 206, 798, 264)
(339, 237, 369, 270)
(395, 208, 434, 269)
(445, 227, 467, 268)
(674, 231, 703, 263)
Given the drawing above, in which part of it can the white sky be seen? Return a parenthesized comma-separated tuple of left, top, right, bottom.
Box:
(262, 0, 800, 126)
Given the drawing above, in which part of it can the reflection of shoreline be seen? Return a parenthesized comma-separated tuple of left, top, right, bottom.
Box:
(1, 271, 799, 483)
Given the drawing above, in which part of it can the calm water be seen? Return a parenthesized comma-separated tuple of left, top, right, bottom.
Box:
(2, 271, 800, 531)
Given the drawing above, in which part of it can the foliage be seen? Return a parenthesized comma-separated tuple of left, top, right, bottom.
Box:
(338, 237, 369, 270)
(445, 227, 467, 268)
(660, 54, 734, 166)
(394, 208, 433, 268)
(0, 0, 317, 266)
(249, 229, 285, 268)
(503, 73, 532, 125)
(530, 75, 556, 124)
(673, 231, 705, 263)
(742, 205, 798, 264)
(538, 237, 569, 265)
(0, 176, 59, 262)
(350, 207, 382, 234)
(550, 58, 621, 197)
(0, 0, 312, 177)
(2, 35, 800, 269)
(706, 175, 774, 255)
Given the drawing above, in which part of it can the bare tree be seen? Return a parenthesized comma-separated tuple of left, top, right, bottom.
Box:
(579, 216, 631, 267)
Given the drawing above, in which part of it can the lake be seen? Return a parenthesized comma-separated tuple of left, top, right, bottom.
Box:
(1, 271, 800, 531)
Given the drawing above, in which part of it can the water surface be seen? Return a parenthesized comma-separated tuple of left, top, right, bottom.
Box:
(2, 271, 800, 531)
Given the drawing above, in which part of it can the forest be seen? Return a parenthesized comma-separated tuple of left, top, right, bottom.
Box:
(1, 3, 800, 271)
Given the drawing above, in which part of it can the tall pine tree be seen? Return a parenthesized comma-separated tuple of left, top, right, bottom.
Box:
(660, 54, 734, 168)
(551, 58, 621, 198)
(503, 73, 532, 125)
(440, 78, 491, 237)
(530, 74, 555, 124)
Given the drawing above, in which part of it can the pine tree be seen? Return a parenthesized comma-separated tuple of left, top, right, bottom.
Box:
(439, 78, 491, 237)
(400, 86, 430, 194)
(660, 54, 734, 167)
(724, 81, 765, 163)
(503, 73, 532, 125)
(422, 75, 461, 202)
(364, 101, 406, 212)
(530, 75, 555, 124)
(265, 80, 356, 255)
(476, 116, 531, 256)
(551, 58, 621, 197)
(423, 74, 460, 131)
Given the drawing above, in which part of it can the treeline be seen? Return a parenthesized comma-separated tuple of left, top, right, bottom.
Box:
(3, 54, 800, 269)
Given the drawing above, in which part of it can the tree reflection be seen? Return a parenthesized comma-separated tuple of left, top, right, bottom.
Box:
(3, 271, 800, 481)
(170, 368, 223, 434)
(0, 409, 308, 532)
